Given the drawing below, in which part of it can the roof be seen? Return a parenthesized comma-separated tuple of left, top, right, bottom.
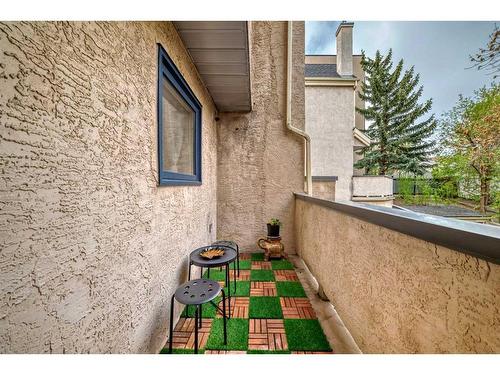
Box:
(173, 21, 251, 112)
(305, 63, 358, 80)
(305, 64, 340, 78)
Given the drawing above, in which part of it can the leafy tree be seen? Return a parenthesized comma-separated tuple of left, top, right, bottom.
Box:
(437, 84, 500, 212)
(469, 24, 500, 79)
(355, 49, 437, 176)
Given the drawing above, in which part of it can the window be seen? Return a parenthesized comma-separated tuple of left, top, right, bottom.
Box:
(158, 44, 202, 185)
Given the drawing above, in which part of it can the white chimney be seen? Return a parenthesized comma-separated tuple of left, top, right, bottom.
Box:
(336, 22, 354, 76)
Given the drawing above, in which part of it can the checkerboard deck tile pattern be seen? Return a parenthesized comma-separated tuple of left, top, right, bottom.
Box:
(280, 297, 316, 319)
(170, 318, 213, 350)
(248, 319, 288, 350)
(250, 281, 277, 296)
(216, 297, 249, 318)
(163, 252, 332, 354)
(251, 261, 272, 270)
(231, 270, 250, 281)
(274, 270, 299, 281)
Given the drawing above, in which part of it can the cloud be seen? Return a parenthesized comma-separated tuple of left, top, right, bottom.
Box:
(306, 21, 498, 118)
(305, 21, 338, 54)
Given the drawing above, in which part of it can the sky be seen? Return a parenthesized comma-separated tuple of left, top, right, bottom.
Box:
(305, 21, 498, 120)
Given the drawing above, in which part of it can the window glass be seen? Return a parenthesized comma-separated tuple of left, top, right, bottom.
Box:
(161, 78, 195, 175)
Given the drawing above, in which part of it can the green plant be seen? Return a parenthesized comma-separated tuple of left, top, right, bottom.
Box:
(355, 49, 436, 175)
(269, 218, 282, 226)
(437, 84, 500, 212)
(492, 190, 500, 221)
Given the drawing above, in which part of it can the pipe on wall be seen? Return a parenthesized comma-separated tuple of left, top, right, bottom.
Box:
(286, 21, 312, 195)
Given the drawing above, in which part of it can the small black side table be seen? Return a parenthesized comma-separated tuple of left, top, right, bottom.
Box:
(188, 245, 237, 319)
(168, 278, 227, 354)
(212, 240, 240, 276)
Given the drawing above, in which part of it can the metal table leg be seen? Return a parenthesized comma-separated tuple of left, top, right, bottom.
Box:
(225, 264, 231, 319)
(221, 289, 227, 345)
(236, 244, 240, 277)
(194, 305, 199, 354)
(168, 294, 175, 353)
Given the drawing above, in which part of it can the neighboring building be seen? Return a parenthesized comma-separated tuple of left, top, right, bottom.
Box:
(305, 22, 393, 206)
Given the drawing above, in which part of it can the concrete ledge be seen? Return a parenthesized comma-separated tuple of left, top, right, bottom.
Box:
(295, 193, 500, 265)
(352, 195, 394, 201)
(312, 176, 338, 182)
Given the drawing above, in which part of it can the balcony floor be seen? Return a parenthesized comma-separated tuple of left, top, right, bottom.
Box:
(161, 252, 334, 354)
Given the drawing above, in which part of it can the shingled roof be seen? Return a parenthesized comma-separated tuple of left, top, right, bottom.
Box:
(305, 63, 340, 78)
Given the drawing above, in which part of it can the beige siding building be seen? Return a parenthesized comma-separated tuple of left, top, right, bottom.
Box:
(305, 22, 369, 201)
(306, 22, 393, 206)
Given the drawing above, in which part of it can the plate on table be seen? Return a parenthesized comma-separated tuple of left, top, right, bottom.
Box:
(200, 247, 225, 259)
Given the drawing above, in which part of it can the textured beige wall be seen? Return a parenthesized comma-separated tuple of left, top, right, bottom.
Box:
(217, 21, 305, 254)
(352, 176, 393, 198)
(312, 180, 336, 201)
(295, 198, 500, 353)
(304, 54, 364, 130)
(306, 85, 354, 201)
(0, 22, 217, 353)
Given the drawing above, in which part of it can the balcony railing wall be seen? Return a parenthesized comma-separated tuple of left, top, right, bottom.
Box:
(295, 193, 500, 353)
(352, 175, 393, 198)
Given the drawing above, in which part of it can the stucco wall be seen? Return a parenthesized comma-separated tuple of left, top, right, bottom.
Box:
(217, 21, 305, 253)
(352, 176, 393, 197)
(0, 21, 217, 353)
(312, 180, 336, 201)
(306, 85, 354, 201)
(295, 197, 500, 353)
(304, 54, 365, 130)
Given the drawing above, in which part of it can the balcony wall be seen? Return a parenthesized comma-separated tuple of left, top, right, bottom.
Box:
(217, 22, 305, 253)
(295, 193, 500, 353)
(352, 175, 394, 207)
(352, 175, 393, 197)
(0, 22, 218, 353)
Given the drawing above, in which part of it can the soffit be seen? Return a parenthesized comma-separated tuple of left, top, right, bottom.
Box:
(173, 21, 251, 112)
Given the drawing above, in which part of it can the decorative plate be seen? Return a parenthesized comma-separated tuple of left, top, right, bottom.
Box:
(200, 247, 225, 259)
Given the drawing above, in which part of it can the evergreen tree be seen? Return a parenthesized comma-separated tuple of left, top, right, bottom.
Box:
(355, 49, 437, 175)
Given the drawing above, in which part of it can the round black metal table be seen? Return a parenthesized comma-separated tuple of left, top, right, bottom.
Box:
(212, 240, 240, 276)
(188, 245, 237, 318)
(168, 278, 227, 353)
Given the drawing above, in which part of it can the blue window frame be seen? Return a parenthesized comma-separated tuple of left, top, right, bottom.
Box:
(157, 44, 202, 186)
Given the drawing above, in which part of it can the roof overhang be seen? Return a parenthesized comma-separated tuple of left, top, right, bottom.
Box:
(174, 21, 251, 112)
(305, 76, 357, 87)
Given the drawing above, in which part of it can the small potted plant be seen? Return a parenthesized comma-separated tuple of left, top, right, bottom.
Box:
(267, 218, 282, 237)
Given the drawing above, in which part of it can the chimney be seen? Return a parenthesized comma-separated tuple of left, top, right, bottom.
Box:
(336, 21, 354, 76)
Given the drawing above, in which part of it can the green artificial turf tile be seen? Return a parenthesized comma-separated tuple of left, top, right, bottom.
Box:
(249, 296, 283, 318)
(247, 350, 291, 354)
(223, 281, 250, 297)
(251, 253, 265, 261)
(271, 260, 295, 270)
(276, 282, 307, 297)
(284, 319, 332, 352)
(202, 269, 226, 281)
(230, 260, 251, 270)
(205, 318, 249, 351)
(182, 297, 221, 318)
(159, 348, 205, 354)
(250, 269, 275, 281)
